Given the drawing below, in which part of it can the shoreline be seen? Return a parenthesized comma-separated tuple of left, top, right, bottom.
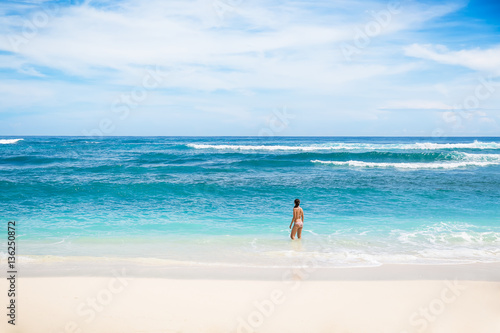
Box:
(5, 259, 500, 281)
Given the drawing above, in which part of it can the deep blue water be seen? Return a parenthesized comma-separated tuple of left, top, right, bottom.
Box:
(1, 136, 499, 267)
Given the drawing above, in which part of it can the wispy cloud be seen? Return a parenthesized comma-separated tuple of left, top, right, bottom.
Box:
(405, 43, 500, 76)
(0, 0, 458, 86)
(379, 100, 455, 111)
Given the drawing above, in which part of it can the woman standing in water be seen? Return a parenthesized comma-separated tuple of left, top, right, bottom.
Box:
(289, 198, 304, 240)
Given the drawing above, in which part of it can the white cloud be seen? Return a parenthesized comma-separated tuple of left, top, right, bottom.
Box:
(18, 66, 45, 77)
(404, 43, 500, 76)
(380, 100, 455, 110)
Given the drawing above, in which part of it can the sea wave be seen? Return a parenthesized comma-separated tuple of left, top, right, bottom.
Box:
(396, 223, 500, 246)
(460, 153, 500, 162)
(311, 152, 500, 169)
(0, 138, 23, 144)
(187, 140, 500, 151)
(311, 159, 500, 169)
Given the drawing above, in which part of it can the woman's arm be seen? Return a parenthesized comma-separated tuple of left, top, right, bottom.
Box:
(301, 208, 304, 222)
(290, 210, 295, 228)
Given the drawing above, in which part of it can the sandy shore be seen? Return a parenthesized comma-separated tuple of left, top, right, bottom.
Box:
(2, 262, 500, 333)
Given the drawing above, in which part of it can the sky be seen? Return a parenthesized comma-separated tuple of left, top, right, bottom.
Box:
(0, 0, 499, 136)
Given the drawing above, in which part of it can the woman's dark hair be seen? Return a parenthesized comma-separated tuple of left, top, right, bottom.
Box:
(294, 198, 300, 208)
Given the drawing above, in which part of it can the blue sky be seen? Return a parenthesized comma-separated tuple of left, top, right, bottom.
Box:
(0, 0, 499, 136)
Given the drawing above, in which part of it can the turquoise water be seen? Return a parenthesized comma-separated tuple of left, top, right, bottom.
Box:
(1, 136, 500, 267)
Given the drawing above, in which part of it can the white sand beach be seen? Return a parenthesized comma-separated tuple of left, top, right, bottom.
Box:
(2, 262, 500, 333)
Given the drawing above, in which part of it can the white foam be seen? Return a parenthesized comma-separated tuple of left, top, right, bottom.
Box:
(406, 141, 500, 150)
(396, 223, 500, 246)
(0, 138, 23, 144)
(460, 153, 500, 162)
(188, 140, 500, 151)
(187, 143, 329, 151)
(311, 159, 500, 169)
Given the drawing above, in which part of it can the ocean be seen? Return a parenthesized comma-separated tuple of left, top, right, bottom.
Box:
(1, 136, 499, 268)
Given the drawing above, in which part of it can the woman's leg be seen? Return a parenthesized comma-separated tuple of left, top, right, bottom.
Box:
(290, 225, 298, 239)
(297, 227, 303, 239)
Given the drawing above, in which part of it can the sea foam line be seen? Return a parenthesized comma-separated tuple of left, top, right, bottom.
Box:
(0, 138, 23, 144)
(460, 153, 500, 162)
(310, 160, 500, 169)
(187, 140, 500, 151)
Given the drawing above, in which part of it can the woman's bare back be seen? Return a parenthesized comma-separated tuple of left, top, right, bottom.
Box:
(293, 207, 303, 222)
